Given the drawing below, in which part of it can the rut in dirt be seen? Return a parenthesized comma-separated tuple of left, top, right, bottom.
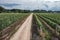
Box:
(31, 16, 41, 40)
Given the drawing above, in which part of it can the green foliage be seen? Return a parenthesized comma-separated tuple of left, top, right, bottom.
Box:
(40, 13, 60, 25)
(43, 28, 51, 40)
(34, 14, 42, 28)
(40, 16, 56, 29)
(34, 14, 51, 40)
(0, 13, 29, 30)
(38, 13, 60, 32)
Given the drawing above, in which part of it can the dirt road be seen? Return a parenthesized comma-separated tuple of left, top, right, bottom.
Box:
(10, 13, 33, 40)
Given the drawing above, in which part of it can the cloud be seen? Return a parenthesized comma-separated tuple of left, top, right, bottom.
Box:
(0, 4, 20, 7)
(44, 0, 60, 2)
(0, 0, 60, 11)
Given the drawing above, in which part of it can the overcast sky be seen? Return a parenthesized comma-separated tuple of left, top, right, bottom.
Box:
(0, 0, 60, 11)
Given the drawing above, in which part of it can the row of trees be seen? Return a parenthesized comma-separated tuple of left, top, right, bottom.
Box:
(0, 6, 60, 13)
(0, 6, 31, 13)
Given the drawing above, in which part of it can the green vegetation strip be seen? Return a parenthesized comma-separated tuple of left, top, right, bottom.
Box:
(40, 13, 60, 25)
(34, 14, 42, 28)
(34, 14, 51, 40)
(37, 13, 60, 33)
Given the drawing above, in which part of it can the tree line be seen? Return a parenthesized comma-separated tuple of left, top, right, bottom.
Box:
(0, 6, 60, 13)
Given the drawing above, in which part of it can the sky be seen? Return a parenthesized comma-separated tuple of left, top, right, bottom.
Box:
(0, 0, 60, 11)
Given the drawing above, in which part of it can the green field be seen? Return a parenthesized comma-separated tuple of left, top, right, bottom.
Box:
(0, 13, 60, 40)
(33, 13, 60, 40)
(36, 13, 60, 32)
(0, 13, 29, 31)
